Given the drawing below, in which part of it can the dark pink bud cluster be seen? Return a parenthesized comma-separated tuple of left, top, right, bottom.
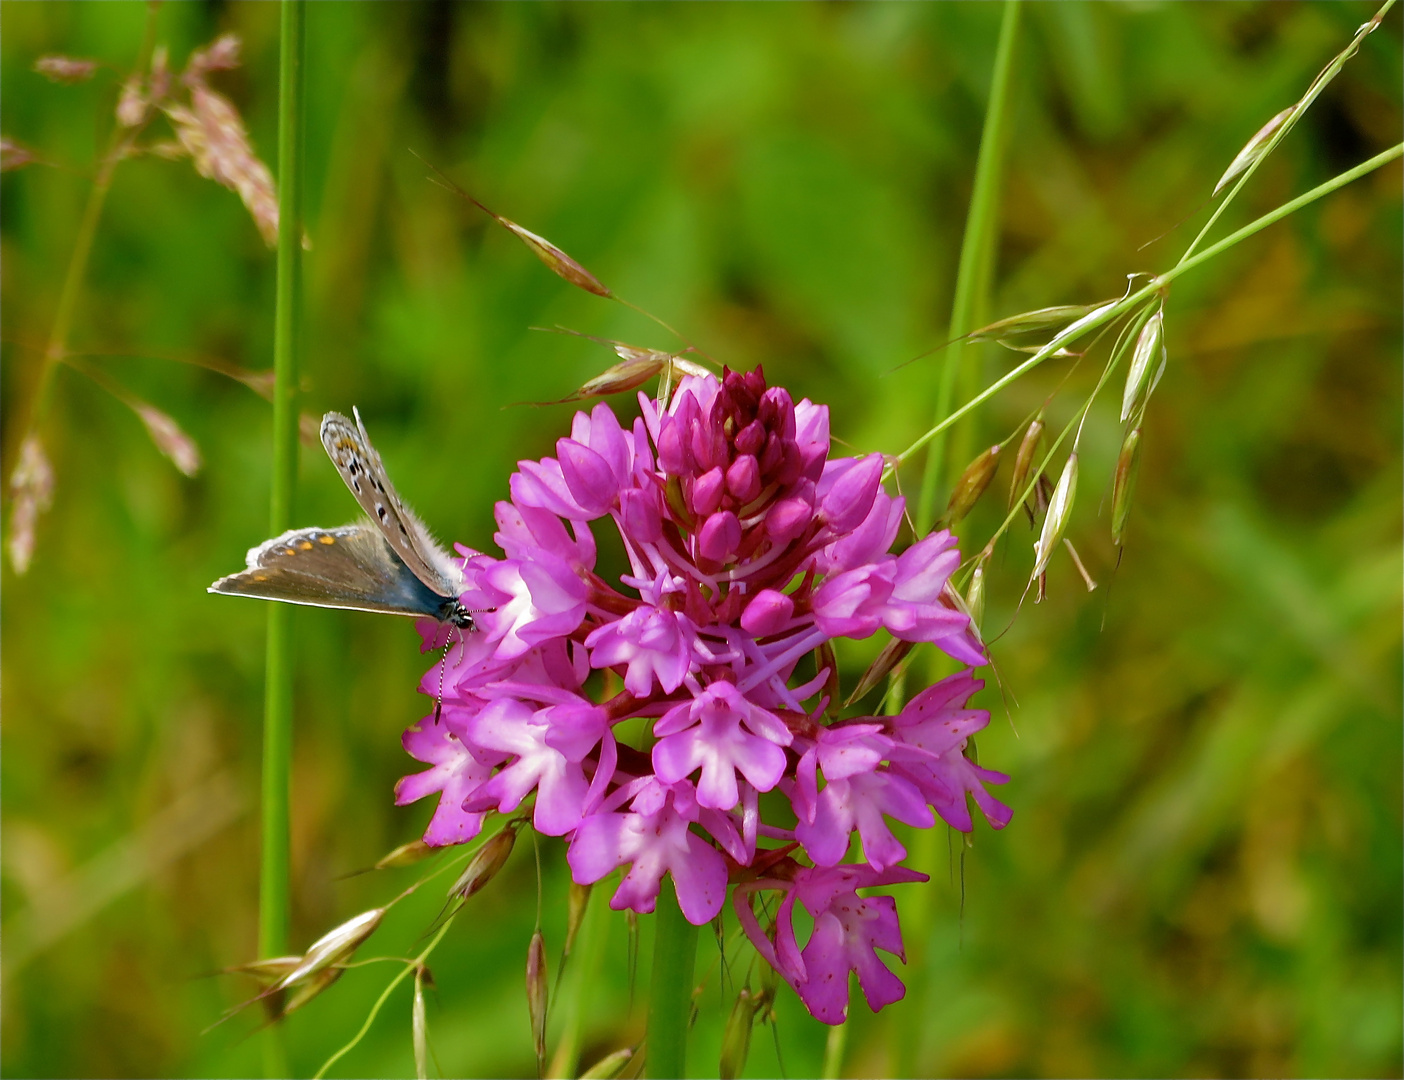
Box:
(394, 368, 1010, 1023)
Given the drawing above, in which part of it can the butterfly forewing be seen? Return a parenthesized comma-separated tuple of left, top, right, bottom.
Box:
(210, 524, 451, 619)
(319, 410, 462, 597)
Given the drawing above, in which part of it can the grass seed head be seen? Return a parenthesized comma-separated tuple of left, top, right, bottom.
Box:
(222, 955, 302, 987)
(719, 988, 758, 1080)
(449, 821, 519, 900)
(1032, 453, 1078, 581)
(280, 966, 344, 1017)
(1120, 310, 1164, 423)
(34, 56, 99, 84)
(133, 402, 202, 476)
(1112, 427, 1143, 547)
(374, 837, 436, 870)
(413, 965, 430, 1080)
(966, 560, 987, 631)
(565, 880, 591, 957)
(1009, 415, 1044, 512)
(526, 930, 549, 1070)
(1, 137, 37, 172)
(574, 355, 665, 400)
(579, 1048, 634, 1079)
(276, 907, 386, 991)
(7, 434, 54, 574)
(116, 75, 149, 128)
(944, 443, 1002, 526)
(1214, 106, 1294, 197)
(968, 303, 1105, 344)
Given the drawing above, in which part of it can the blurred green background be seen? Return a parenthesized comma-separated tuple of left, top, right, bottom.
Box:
(2, 2, 1400, 1077)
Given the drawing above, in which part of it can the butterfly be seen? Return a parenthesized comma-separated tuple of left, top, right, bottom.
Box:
(209, 409, 475, 630)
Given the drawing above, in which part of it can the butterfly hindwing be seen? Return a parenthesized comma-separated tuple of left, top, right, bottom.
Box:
(209, 524, 451, 620)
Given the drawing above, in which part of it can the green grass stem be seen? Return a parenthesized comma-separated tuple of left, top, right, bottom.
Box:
(646, 881, 698, 1079)
(915, 0, 1022, 536)
(261, 2, 305, 1075)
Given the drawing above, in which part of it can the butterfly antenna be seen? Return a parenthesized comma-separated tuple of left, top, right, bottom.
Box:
(433, 625, 461, 724)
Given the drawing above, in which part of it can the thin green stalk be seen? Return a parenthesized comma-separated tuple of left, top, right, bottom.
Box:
(916, 0, 1021, 535)
(262, 2, 305, 1075)
(9, 6, 157, 467)
(646, 881, 698, 1079)
(1176, 0, 1394, 269)
(314, 918, 456, 1080)
(547, 884, 609, 1079)
(821, 1022, 847, 1080)
(891, 141, 1403, 478)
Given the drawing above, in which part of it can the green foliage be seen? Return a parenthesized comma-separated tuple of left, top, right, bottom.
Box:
(2, 3, 1399, 1077)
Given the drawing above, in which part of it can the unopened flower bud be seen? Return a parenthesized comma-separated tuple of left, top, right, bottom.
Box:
(719, 988, 758, 1080)
(1111, 428, 1142, 547)
(1032, 453, 1078, 581)
(449, 822, 518, 900)
(1120, 310, 1164, 422)
(1009, 415, 1044, 512)
(944, 443, 1001, 526)
(526, 930, 549, 1069)
(277, 907, 386, 991)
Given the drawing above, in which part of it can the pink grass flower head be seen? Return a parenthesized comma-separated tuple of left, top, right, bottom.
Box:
(393, 366, 1011, 1024)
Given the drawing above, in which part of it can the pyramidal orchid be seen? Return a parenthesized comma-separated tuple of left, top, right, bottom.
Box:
(394, 367, 1011, 1023)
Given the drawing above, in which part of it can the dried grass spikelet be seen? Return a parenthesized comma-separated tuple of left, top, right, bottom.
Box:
(34, 55, 99, 84)
(1008, 414, 1044, 515)
(944, 442, 1001, 526)
(1112, 427, 1143, 547)
(161, 37, 277, 246)
(1215, 106, 1294, 197)
(115, 73, 150, 128)
(1120, 310, 1165, 423)
(449, 820, 519, 900)
(1, 137, 37, 172)
(526, 929, 549, 1072)
(132, 401, 202, 476)
(275, 906, 387, 992)
(7, 434, 54, 574)
(1032, 453, 1077, 582)
(415, 154, 612, 298)
(968, 303, 1106, 343)
(719, 988, 759, 1080)
(580, 1048, 634, 1079)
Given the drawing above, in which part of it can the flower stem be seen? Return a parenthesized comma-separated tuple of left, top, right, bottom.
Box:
(646, 881, 698, 1079)
(891, 140, 1403, 478)
(915, 0, 1021, 536)
(261, 1, 304, 1075)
